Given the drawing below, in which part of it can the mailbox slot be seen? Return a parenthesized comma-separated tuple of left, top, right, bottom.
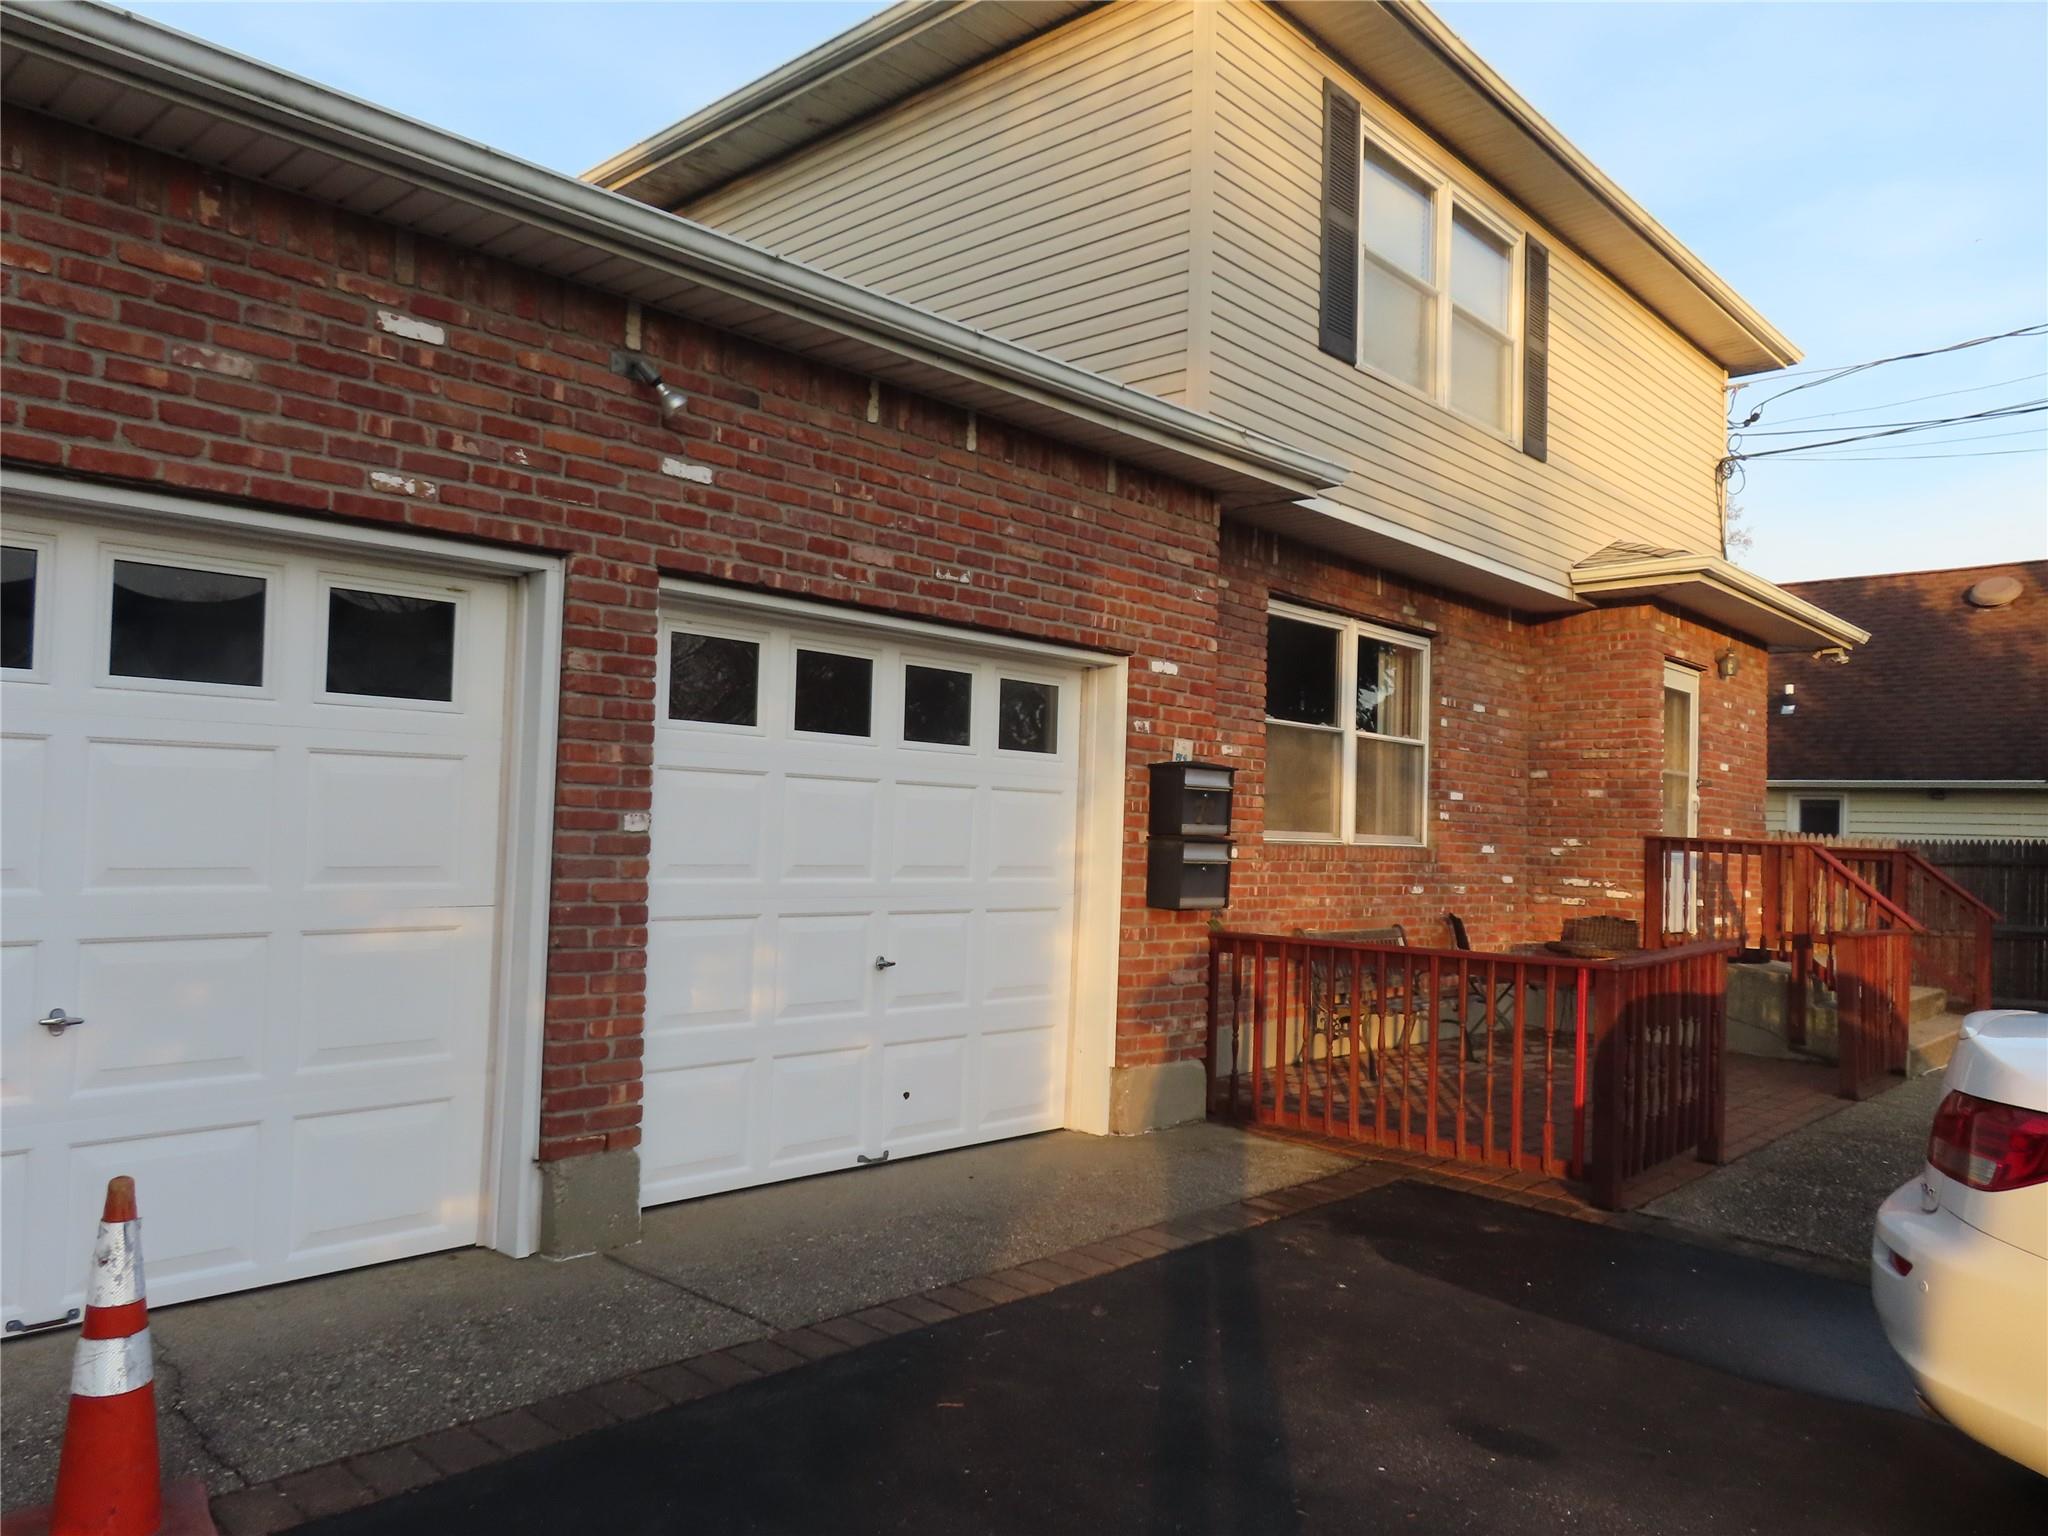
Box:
(1147, 837, 1232, 911)
(1148, 761, 1237, 838)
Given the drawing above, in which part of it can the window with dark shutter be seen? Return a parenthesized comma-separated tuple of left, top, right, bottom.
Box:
(1521, 240, 1551, 460)
(1319, 80, 1362, 362)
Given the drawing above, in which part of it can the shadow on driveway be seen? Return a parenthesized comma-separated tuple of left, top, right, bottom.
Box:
(300, 1181, 2046, 1536)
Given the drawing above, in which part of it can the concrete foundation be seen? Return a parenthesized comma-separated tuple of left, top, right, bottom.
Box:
(539, 1146, 642, 1257)
(1107, 1060, 1207, 1134)
(1726, 961, 1837, 1062)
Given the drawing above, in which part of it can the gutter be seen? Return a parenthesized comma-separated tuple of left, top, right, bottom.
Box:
(4, 2, 1341, 502)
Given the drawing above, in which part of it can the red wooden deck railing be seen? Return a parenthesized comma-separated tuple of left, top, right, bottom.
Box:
(1204, 932, 1735, 1210)
(1642, 835, 1989, 1097)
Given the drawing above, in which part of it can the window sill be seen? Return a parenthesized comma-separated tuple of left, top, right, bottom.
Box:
(1352, 357, 1519, 450)
(1263, 833, 1431, 851)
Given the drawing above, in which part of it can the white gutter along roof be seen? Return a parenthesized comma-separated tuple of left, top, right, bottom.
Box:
(1569, 550, 1871, 652)
(588, 0, 1799, 376)
(0, 1, 1342, 507)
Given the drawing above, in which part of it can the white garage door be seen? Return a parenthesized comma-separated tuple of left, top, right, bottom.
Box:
(643, 601, 1083, 1205)
(1, 514, 509, 1330)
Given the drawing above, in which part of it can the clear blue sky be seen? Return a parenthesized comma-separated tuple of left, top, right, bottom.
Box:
(123, 1, 2047, 583)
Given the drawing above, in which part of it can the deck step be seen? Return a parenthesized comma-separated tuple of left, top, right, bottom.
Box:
(1909, 984, 1950, 1026)
(1909, 1008, 1969, 1077)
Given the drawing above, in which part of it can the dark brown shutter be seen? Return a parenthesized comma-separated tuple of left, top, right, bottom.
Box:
(1318, 80, 1361, 362)
(1521, 240, 1550, 461)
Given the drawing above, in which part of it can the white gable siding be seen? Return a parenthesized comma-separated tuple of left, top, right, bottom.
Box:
(1767, 788, 2048, 842)
(686, 1, 1198, 403)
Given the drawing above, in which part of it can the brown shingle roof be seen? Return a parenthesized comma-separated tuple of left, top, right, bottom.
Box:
(1769, 561, 2048, 783)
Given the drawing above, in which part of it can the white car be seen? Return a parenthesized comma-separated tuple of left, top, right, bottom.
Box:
(1873, 1009, 2048, 1476)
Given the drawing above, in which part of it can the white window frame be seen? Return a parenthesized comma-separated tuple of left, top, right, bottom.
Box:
(1791, 793, 1848, 838)
(1264, 600, 1432, 848)
(1355, 120, 1524, 444)
(1662, 661, 1700, 838)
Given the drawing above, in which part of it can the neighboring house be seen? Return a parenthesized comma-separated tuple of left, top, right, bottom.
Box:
(0, 1, 1858, 1331)
(1767, 562, 2048, 841)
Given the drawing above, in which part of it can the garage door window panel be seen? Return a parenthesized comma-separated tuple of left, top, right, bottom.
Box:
(323, 584, 458, 704)
(2, 543, 40, 674)
(904, 663, 973, 747)
(996, 677, 1059, 755)
(669, 630, 761, 727)
(107, 555, 268, 690)
(794, 649, 874, 738)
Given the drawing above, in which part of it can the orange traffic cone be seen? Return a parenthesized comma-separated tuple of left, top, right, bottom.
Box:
(1, 1178, 214, 1536)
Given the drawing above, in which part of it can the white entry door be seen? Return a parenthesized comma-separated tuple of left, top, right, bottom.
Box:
(1, 514, 509, 1329)
(642, 601, 1083, 1206)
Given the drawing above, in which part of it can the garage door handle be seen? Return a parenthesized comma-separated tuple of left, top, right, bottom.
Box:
(39, 1008, 84, 1036)
(874, 956, 897, 970)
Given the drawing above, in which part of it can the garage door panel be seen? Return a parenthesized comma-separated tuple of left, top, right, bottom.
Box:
(774, 914, 874, 1023)
(646, 915, 763, 1038)
(652, 765, 768, 884)
(1, 1149, 32, 1324)
(981, 908, 1068, 1003)
(882, 1036, 969, 1144)
(981, 1027, 1064, 1129)
(304, 749, 474, 890)
(66, 1123, 262, 1307)
(287, 1097, 478, 1261)
(72, 933, 270, 1097)
(987, 786, 1073, 880)
(767, 1047, 870, 1166)
(297, 923, 476, 1073)
(1, 514, 511, 1328)
(85, 739, 275, 891)
(640, 1059, 754, 1202)
(890, 781, 976, 881)
(881, 911, 972, 1011)
(780, 775, 880, 882)
(2, 734, 48, 892)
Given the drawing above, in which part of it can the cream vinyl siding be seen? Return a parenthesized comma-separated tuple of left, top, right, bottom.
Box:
(1206, 2, 1726, 587)
(684, 1, 1198, 402)
(682, 0, 1731, 595)
(1767, 788, 2048, 841)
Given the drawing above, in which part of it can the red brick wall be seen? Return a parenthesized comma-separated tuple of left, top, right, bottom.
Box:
(0, 109, 1769, 1128)
(0, 109, 1229, 1153)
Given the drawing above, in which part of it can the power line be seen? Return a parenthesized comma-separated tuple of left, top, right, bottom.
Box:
(1760, 371, 2047, 425)
(1739, 399, 2047, 436)
(1763, 447, 2046, 463)
(1729, 322, 2048, 427)
(1775, 425, 2047, 454)
(1728, 401, 2047, 460)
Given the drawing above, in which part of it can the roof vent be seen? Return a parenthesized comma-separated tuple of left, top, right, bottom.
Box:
(1964, 575, 2023, 608)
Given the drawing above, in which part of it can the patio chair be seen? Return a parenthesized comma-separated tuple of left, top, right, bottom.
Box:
(1445, 913, 1516, 1061)
(1295, 925, 1406, 1081)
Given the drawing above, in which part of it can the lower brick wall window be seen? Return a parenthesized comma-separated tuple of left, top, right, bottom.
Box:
(1264, 602, 1430, 845)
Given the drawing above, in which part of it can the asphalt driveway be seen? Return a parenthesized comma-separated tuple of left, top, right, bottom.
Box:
(299, 1181, 2045, 1536)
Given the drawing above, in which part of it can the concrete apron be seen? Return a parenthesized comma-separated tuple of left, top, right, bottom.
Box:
(1, 1124, 1347, 1502)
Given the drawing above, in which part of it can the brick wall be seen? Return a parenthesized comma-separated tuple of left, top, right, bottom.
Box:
(0, 108, 1769, 1132)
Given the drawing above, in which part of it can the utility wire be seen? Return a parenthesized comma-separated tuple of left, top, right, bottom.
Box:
(1738, 399, 2047, 435)
(1773, 424, 2048, 454)
(1766, 447, 2046, 463)
(1728, 401, 2047, 461)
(1729, 322, 2048, 427)
(1759, 371, 2047, 425)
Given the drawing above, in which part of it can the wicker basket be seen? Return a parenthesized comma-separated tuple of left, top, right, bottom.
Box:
(1550, 915, 1640, 959)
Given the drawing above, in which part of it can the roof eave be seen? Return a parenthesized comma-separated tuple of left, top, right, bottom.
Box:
(1569, 554, 1872, 651)
(2, 0, 1338, 507)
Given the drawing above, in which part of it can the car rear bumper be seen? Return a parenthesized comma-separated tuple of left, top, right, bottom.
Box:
(1872, 1178, 2048, 1476)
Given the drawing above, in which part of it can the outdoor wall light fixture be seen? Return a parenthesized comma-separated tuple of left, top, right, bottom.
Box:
(625, 356, 689, 424)
(1715, 648, 1740, 680)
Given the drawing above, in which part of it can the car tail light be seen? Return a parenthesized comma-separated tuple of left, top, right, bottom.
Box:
(1928, 1090, 2048, 1192)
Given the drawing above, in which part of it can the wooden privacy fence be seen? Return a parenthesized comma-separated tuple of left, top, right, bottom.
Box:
(1205, 932, 1735, 1210)
(1643, 835, 1987, 1097)
(1906, 840, 2047, 1008)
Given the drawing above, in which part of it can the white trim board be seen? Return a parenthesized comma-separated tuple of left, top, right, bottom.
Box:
(1, 467, 564, 1260)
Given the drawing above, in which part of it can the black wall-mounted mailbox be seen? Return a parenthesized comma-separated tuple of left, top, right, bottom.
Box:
(1148, 761, 1236, 837)
(1146, 761, 1235, 910)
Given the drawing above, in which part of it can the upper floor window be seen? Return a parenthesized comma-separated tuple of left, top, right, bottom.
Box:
(1355, 137, 1521, 438)
(1264, 604, 1429, 846)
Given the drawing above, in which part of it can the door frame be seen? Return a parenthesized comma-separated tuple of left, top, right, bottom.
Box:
(0, 468, 564, 1260)
(1662, 660, 1701, 837)
(658, 579, 1130, 1137)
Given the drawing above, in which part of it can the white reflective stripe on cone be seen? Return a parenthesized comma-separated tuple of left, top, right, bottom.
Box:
(87, 1219, 146, 1309)
(71, 1331, 153, 1398)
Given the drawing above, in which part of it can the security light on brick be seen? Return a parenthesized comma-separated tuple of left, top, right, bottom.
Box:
(625, 356, 689, 424)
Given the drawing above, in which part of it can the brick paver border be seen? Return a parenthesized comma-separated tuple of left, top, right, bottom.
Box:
(212, 1157, 1540, 1533)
